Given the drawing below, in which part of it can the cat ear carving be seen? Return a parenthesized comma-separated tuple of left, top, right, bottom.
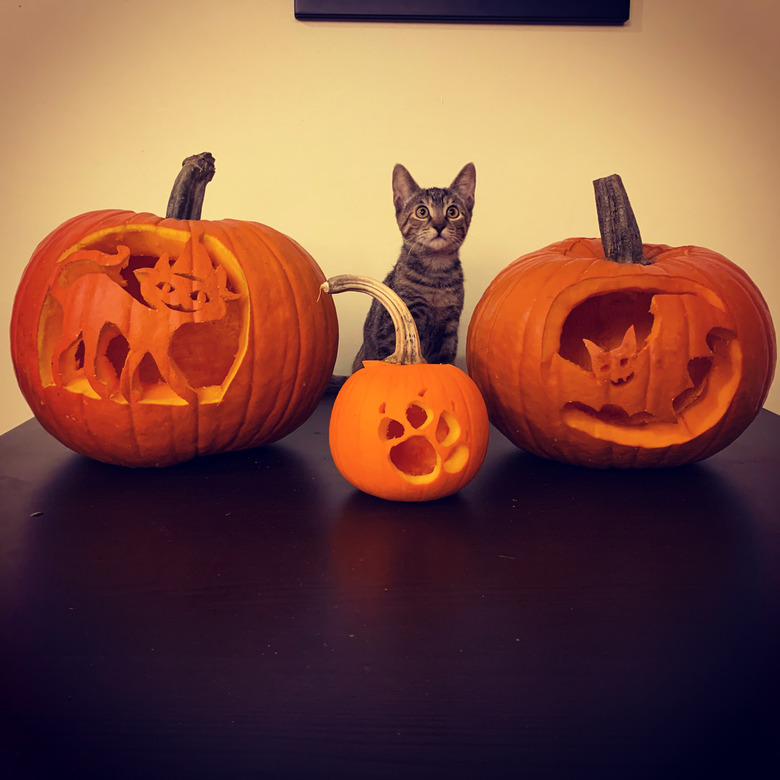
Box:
(392, 164, 421, 214)
(620, 324, 638, 354)
(583, 325, 638, 382)
(582, 338, 602, 372)
(449, 163, 476, 211)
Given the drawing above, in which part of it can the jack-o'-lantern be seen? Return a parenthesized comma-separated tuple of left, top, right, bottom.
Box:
(321, 275, 489, 501)
(466, 175, 776, 468)
(10, 153, 338, 467)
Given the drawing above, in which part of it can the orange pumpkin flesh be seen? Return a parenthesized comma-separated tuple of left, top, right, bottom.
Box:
(321, 275, 489, 501)
(467, 175, 776, 468)
(11, 153, 339, 467)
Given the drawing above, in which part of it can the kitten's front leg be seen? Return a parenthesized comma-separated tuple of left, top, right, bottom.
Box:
(404, 301, 438, 362)
(432, 321, 460, 365)
(350, 343, 367, 373)
(405, 298, 461, 365)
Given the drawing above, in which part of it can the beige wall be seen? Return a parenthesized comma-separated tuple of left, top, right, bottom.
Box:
(1, 0, 778, 435)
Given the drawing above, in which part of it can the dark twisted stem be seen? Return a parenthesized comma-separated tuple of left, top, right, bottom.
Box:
(593, 174, 650, 265)
(166, 152, 216, 220)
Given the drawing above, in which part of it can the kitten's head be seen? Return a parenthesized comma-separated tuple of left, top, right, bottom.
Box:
(392, 163, 476, 255)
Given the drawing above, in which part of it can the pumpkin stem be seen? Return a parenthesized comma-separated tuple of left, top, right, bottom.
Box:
(320, 275, 425, 366)
(166, 152, 216, 220)
(593, 174, 650, 265)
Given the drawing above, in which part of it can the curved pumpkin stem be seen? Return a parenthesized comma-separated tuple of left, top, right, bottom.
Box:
(593, 174, 650, 265)
(320, 274, 425, 366)
(166, 152, 216, 220)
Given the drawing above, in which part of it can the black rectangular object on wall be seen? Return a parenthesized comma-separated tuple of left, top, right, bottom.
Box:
(294, 1, 630, 25)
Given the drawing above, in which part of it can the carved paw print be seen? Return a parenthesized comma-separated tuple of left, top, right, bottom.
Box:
(378, 395, 469, 484)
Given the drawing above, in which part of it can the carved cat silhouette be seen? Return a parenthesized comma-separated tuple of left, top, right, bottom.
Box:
(50, 236, 240, 403)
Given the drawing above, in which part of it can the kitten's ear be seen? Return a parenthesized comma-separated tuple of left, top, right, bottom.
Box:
(450, 163, 476, 210)
(392, 164, 420, 213)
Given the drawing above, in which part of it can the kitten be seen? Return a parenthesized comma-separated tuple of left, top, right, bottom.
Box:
(351, 162, 476, 372)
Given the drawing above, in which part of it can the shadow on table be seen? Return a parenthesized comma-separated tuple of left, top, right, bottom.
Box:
(325, 450, 779, 778)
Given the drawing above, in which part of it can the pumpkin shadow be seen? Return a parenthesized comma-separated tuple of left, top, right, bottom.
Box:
(465, 447, 776, 772)
(325, 459, 777, 774)
(474, 445, 756, 528)
(3, 441, 354, 778)
(327, 490, 489, 677)
(468, 446, 763, 591)
(9, 443, 329, 656)
(329, 490, 475, 596)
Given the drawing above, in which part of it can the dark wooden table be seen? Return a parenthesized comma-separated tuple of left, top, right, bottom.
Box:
(1, 399, 779, 779)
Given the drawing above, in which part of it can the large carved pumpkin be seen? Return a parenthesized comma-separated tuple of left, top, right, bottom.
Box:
(467, 175, 776, 468)
(321, 275, 489, 501)
(11, 153, 338, 466)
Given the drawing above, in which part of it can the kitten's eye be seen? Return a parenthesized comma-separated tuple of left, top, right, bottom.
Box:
(446, 206, 460, 219)
(415, 206, 429, 219)
(157, 282, 174, 294)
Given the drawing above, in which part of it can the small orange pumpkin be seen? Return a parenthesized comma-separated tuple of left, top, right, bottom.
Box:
(11, 153, 339, 466)
(467, 175, 776, 468)
(321, 275, 489, 501)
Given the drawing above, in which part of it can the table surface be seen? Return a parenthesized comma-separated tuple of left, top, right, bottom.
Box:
(1, 399, 779, 779)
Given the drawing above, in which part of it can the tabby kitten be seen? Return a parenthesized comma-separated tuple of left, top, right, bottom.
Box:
(352, 162, 476, 372)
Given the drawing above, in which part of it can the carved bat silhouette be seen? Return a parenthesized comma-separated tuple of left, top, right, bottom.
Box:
(549, 293, 735, 423)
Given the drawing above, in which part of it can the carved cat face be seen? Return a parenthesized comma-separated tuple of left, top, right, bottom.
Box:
(135, 250, 239, 317)
(583, 325, 638, 385)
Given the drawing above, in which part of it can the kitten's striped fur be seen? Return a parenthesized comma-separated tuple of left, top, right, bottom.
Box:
(352, 162, 476, 371)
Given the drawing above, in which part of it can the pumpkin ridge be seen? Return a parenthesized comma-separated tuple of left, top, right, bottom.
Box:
(323, 278, 488, 501)
(466, 175, 775, 468)
(198, 221, 259, 453)
(703, 252, 776, 396)
(518, 283, 548, 460)
(247, 229, 299, 444)
(257, 226, 312, 443)
(11, 154, 338, 466)
(708, 258, 775, 403)
(200, 222, 263, 450)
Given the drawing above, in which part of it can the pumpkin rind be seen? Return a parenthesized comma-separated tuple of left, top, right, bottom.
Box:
(321, 274, 489, 501)
(11, 193, 338, 467)
(467, 237, 776, 467)
(329, 360, 489, 501)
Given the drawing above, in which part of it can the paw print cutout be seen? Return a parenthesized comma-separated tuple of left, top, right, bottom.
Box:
(378, 397, 470, 485)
